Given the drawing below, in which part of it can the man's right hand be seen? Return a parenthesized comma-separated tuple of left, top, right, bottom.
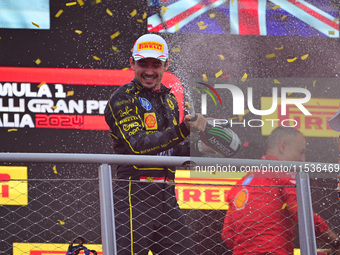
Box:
(184, 114, 207, 132)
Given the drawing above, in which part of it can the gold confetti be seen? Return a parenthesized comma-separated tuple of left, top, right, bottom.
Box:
(110, 31, 120, 40)
(281, 203, 287, 209)
(67, 91, 74, 96)
(272, 5, 280, 10)
(197, 21, 208, 30)
(301, 54, 309, 60)
(287, 92, 293, 96)
(175, 24, 180, 31)
(275, 46, 284, 50)
(35, 59, 41, 65)
(8, 129, 18, 132)
(77, 0, 84, 6)
(171, 47, 181, 53)
(32, 22, 40, 28)
(313, 80, 316, 87)
(241, 73, 248, 82)
(53, 165, 58, 174)
(217, 54, 225, 60)
(106, 8, 113, 16)
(55, 10, 63, 18)
(274, 79, 281, 84)
(215, 70, 223, 78)
(130, 9, 137, 17)
(209, 13, 216, 18)
(329, 31, 335, 35)
(112, 46, 118, 52)
(137, 19, 143, 23)
(281, 15, 287, 20)
(238, 109, 249, 121)
(122, 67, 129, 71)
(93, 56, 100, 61)
(202, 74, 208, 81)
(231, 0, 235, 3)
(66, 2, 77, 6)
(266, 53, 276, 59)
(52, 106, 57, 110)
(143, 12, 147, 19)
(75, 30, 82, 34)
(287, 57, 297, 63)
(160, 6, 169, 15)
(96, 0, 102, 3)
(37, 81, 46, 88)
(332, 18, 339, 23)
(57, 220, 65, 225)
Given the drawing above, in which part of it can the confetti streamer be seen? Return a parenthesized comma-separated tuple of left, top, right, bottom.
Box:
(75, 30, 82, 34)
(209, 13, 216, 18)
(287, 57, 297, 63)
(281, 203, 287, 209)
(287, 92, 293, 96)
(221, 74, 229, 79)
(112, 46, 118, 52)
(110, 31, 120, 40)
(55, 10, 63, 18)
(137, 19, 143, 23)
(66, 2, 77, 6)
(52, 106, 57, 110)
(266, 53, 276, 59)
(217, 54, 225, 60)
(281, 15, 287, 20)
(95, 0, 101, 3)
(197, 21, 208, 30)
(32, 22, 40, 28)
(143, 12, 147, 19)
(37, 81, 46, 88)
(122, 67, 129, 71)
(243, 141, 249, 147)
(275, 46, 284, 50)
(272, 5, 280, 10)
(106, 8, 113, 16)
(329, 31, 335, 35)
(332, 18, 339, 23)
(241, 73, 247, 82)
(175, 24, 180, 31)
(77, 0, 84, 6)
(67, 91, 74, 96)
(93, 56, 100, 61)
(313, 80, 316, 87)
(202, 74, 208, 81)
(53, 165, 58, 174)
(160, 6, 169, 15)
(8, 129, 18, 132)
(171, 47, 181, 53)
(301, 54, 309, 60)
(130, 9, 137, 17)
(35, 59, 41, 65)
(274, 79, 281, 84)
(215, 69, 223, 78)
(238, 109, 249, 121)
(58, 220, 65, 225)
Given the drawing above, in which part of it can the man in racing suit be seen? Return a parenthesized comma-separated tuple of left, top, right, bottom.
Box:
(221, 126, 340, 254)
(104, 34, 205, 255)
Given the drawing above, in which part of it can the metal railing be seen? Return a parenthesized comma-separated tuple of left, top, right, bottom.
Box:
(1, 152, 339, 255)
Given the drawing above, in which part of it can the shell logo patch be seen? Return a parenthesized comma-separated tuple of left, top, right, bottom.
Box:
(167, 98, 174, 110)
(144, 112, 157, 130)
(233, 189, 248, 210)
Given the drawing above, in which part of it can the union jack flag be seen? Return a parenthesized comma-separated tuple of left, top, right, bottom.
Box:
(147, 0, 339, 37)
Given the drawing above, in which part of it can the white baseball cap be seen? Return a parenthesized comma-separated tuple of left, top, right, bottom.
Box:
(132, 34, 169, 62)
(328, 108, 340, 131)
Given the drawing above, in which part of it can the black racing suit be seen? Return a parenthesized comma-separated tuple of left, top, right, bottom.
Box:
(104, 79, 196, 255)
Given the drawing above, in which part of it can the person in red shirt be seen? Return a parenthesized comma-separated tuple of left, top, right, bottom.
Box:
(221, 126, 340, 255)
